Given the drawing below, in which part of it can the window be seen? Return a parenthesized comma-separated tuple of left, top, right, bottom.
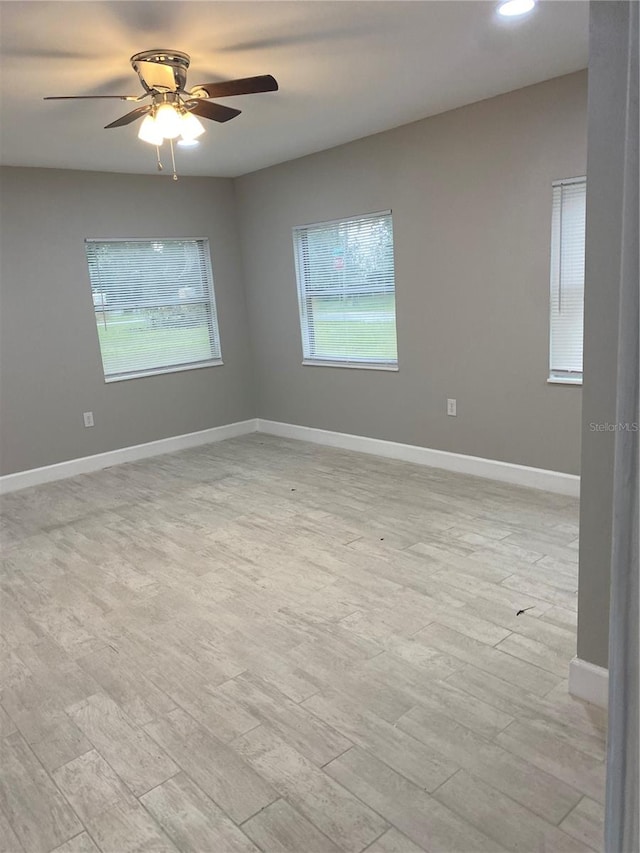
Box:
(85, 238, 222, 382)
(292, 210, 398, 369)
(549, 177, 586, 384)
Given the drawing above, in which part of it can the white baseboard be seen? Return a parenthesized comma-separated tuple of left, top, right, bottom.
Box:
(0, 419, 258, 494)
(257, 419, 580, 496)
(568, 657, 609, 709)
(1, 417, 580, 497)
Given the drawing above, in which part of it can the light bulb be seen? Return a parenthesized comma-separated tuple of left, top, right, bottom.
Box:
(154, 103, 183, 139)
(138, 113, 163, 145)
(180, 111, 205, 142)
(497, 0, 536, 17)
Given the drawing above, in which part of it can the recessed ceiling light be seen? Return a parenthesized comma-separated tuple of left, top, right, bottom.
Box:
(497, 0, 536, 17)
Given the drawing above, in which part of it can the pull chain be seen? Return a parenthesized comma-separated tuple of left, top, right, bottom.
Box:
(155, 145, 163, 172)
(169, 138, 178, 181)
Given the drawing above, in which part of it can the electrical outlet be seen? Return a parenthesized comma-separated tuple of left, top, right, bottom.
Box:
(447, 398, 457, 417)
(83, 411, 94, 428)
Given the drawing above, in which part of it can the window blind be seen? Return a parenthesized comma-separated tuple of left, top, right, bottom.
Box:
(292, 211, 398, 368)
(549, 178, 586, 381)
(85, 238, 222, 382)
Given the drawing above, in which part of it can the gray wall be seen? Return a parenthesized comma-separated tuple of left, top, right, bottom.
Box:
(0, 72, 588, 479)
(577, 3, 633, 670)
(0, 167, 254, 475)
(236, 72, 587, 475)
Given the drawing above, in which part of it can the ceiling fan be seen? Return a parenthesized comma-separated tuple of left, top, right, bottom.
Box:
(44, 50, 279, 176)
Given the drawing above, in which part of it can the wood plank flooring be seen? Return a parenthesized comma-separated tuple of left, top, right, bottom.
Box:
(0, 435, 606, 852)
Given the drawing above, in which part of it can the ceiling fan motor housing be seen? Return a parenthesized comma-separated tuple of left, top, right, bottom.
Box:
(130, 50, 191, 93)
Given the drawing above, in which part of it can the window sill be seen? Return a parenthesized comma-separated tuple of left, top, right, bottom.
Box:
(302, 359, 398, 372)
(547, 376, 583, 386)
(105, 359, 223, 383)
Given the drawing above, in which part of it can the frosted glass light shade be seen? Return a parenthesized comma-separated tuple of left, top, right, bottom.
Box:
(155, 103, 182, 139)
(180, 112, 205, 141)
(138, 114, 163, 145)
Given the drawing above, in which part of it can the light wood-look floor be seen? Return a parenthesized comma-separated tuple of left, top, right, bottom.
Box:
(0, 435, 606, 853)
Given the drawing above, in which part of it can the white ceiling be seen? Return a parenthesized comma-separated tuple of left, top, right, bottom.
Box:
(0, 1, 588, 178)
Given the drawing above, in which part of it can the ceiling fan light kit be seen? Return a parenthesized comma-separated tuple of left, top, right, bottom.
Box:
(180, 112, 205, 141)
(44, 49, 278, 180)
(137, 113, 163, 146)
(154, 102, 183, 139)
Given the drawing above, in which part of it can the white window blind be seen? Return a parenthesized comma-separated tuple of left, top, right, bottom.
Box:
(292, 211, 398, 368)
(85, 238, 222, 382)
(549, 178, 586, 382)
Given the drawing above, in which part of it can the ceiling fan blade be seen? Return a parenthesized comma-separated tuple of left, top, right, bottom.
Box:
(104, 105, 152, 129)
(44, 95, 142, 101)
(193, 75, 278, 99)
(186, 100, 241, 123)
